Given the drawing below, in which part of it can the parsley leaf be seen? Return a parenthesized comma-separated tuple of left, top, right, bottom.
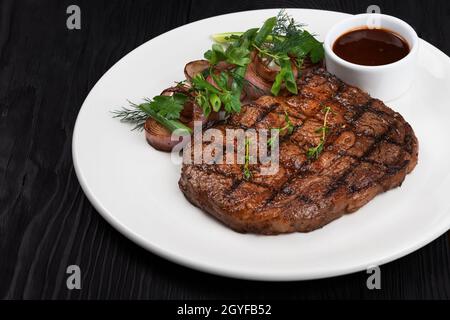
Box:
(146, 93, 188, 120)
(225, 46, 251, 66)
(191, 72, 242, 116)
(204, 44, 226, 65)
(204, 43, 251, 67)
(115, 94, 191, 134)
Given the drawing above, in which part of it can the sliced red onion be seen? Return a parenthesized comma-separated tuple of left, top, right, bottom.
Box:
(184, 60, 210, 81)
(243, 60, 273, 100)
(144, 118, 182, 152)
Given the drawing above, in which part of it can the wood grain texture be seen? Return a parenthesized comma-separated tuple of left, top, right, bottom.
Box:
(0, 0, 449, 300)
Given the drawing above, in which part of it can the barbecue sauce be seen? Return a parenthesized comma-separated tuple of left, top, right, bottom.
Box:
(333, 28, 410, 66)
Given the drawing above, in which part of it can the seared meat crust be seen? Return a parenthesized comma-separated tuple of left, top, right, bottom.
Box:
(179, 68, 418, 234)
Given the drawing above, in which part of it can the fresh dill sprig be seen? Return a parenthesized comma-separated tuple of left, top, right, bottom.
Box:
(208, 10, 324, 100)
(112, 102, 148, 131)
(112, 94, 192, 134)
(272, 9, 306, 38)
(307, 105, 332, 159)
(115, 10, 325, 135)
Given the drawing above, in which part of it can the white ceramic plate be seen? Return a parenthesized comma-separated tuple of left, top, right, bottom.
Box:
(73, 9, 450, 281)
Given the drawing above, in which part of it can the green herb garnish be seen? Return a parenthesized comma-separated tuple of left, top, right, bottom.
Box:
(113, 93, 192, 134)
(243, 137, 252, 180)
(114, 10, 324, 135)
(307, 105, 332, 159)
(192, 72, 241, 116)
(145, 93, 187, 120)
(204, 43, 251, 67)
(267, 134, 277, 148)
(112, 104, 149, 131)
(267, 111, 295, 147)
(211, 10, 324, 98)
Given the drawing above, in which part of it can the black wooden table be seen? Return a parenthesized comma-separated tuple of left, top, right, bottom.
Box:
(1, 0, 449, 300)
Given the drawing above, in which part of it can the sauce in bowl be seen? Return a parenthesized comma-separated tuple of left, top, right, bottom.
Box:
(333, 28, 410, 66)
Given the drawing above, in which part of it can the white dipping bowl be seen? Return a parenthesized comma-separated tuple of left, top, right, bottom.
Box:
(324, 14, 419, 101)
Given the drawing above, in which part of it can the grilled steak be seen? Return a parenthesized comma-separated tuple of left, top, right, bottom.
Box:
(179, 68, 418, 234)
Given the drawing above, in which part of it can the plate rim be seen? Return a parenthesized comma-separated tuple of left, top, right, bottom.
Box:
(72, 8, 450, 281)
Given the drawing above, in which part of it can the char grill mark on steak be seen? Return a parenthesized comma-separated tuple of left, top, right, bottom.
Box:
(179, 68, 419, 234)
(259, 70, 348, 203)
